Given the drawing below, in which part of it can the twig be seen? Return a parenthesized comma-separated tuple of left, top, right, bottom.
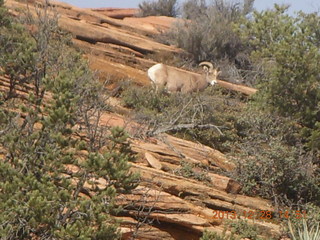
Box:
(149, 123, 224, 136)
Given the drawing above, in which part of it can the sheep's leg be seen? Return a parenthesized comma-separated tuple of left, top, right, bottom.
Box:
(154, 75, 167, 93)
(180, 85, 187, 93)
(150, 81, 157, 92)
(166, 84, 177, 93)
(181, 81, 192, 93)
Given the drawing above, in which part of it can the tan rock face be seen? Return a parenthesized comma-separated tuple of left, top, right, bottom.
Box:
(3, 1, 272, 239)
(145, 152, 162, 170)
(122, 16, 179, 34)
(90, 8, 139, 19)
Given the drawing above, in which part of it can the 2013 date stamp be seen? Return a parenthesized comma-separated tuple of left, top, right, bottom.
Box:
(212, 210, 307, 220)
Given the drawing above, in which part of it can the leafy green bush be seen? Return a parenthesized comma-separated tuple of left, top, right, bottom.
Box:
(138, 0, 178, 17)
(237, 5, 320, 150)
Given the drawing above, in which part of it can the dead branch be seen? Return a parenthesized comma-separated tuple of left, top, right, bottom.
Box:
(148, 123, 224, 136)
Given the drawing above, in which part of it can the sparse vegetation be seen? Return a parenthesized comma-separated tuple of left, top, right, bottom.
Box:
(121, 83, 243, 153)
(175, 0, 252, 61)
(201, 220, 264, 240)
(175, 160, 210, 183)
(120, 81, 320, 208)
(201, 229, 238, 240)
(138, 0, 178, 17)
(227, 220, 263, 240)
(229, 106, 320, 206)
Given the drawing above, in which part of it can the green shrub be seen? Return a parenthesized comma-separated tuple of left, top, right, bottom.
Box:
(237, 5, 320, 150)
(175, 160, 210, 183)
(201, 229, 238, 240)
(0, 8, 35, 100)
(231, 5, 320, 202)
(227, 220, 262, 240)
(201, 219, 264, 240)
(231, 107, 320, 206)
(138, 0, 178, 17)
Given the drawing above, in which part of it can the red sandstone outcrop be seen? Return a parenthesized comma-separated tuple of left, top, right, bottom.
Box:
(90, 8, 139, 19)
(6, 0, 257, 96)
(122, 16, 179, 34)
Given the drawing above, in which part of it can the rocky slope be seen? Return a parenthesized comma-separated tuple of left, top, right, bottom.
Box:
(3, 1, 280, 239)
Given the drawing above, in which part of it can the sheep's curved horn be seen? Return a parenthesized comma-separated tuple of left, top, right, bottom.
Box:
(199, 61, 214, 71)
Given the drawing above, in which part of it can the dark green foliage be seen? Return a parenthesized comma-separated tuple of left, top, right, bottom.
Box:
(84, 127, 139, 193)
(234, 140, 320, 205)
(237, 5, 320, 150)
(138, 0, 178, 17)
(0, 4, 138, 239)
(121, 86, 172, 113)
(0, 12, 35, 99)
(0, 72, 130, 239)
(307, 122, 320, 150)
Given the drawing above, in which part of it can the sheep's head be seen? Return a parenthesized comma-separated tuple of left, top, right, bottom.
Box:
(199, 62, 220, 85)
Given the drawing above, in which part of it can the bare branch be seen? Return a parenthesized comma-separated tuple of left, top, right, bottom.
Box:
(149, 123, 223, 136)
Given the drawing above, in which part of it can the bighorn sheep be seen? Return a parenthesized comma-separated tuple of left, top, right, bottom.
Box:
(147, 62, 220, 93)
